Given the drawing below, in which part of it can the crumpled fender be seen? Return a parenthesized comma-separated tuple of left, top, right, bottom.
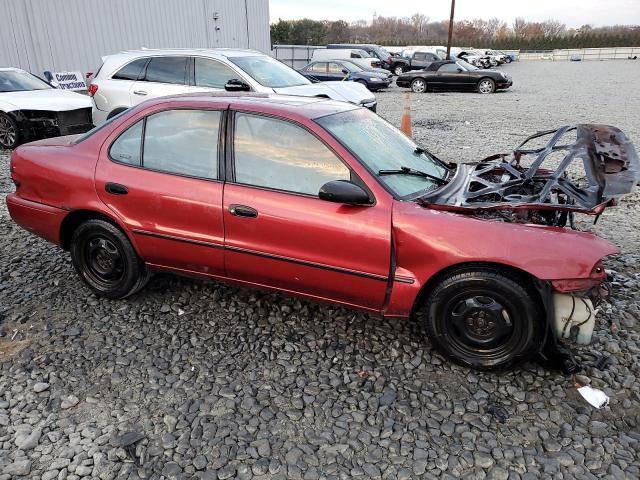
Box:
(384, 201, 618, 317)
(394, 201, 618, 282)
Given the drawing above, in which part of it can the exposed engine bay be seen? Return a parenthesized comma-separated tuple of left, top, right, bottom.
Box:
(421, 124, 640, 228)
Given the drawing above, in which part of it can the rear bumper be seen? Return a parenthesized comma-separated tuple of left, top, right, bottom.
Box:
(6, 193, 66, 246)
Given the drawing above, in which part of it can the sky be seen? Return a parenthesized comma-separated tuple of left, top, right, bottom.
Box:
(269, 0, 640, 28)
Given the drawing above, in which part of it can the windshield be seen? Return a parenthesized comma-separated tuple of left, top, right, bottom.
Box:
(457, 60, 478, 71)
(316, 108, 448, 197)
(0, 71, 51, 92)
(343, 61, 363, 72)
(371, 47, 390, 61)
(229, 56, 310, 88)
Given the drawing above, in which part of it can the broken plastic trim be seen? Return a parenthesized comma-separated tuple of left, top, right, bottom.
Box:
(421, 125, 640, 225)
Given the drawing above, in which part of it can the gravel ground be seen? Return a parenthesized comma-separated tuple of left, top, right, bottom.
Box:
(1, 61, 639, 480)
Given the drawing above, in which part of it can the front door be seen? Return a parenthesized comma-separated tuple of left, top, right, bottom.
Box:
(223, 111, 392, 310)
(434, 63, 469, 89)
(95, 105, 227, 276)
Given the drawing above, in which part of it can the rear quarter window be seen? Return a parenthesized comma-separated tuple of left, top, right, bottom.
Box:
(112, 58, 148, 81)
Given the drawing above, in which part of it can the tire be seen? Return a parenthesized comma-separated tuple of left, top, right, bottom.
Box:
(70, 219, 149, 299)
(410, 78, 427, 93)
(106, 108, 127, 120)
(355, 79, 370, 90)
(505, 57, 513, 64)
(0, 112, 20, 149)
(477, 78, 495, 94)
(393, 65, 404, 76)
(420, 268, 542, 370)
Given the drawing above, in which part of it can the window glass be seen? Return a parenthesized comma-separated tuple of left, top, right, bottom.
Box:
(143, 110, 220, 179)
(234, 113, 350, 195)
(109, 120, 142, 165)
(308, 63, 326, 73)
(195, 58, 240, 89)
(112, 58, 148, 81)
(228, 56, 309, 88)
(438, 63, 461, 72)
(328, 62, 346, 74)
(414, 53, 426, 61)
(317, 108, 447, 198)
(143, 57, 187, 84)
(0, 70, 51, 92)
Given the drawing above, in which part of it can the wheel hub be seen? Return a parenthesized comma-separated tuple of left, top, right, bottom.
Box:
(449, 294, 512, 347)
(87, 237, 123, 279)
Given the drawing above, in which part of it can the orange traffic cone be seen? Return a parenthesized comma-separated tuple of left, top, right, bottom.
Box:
(400, 92, 412, 137)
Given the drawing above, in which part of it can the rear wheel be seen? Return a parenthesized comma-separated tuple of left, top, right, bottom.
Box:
(410, 78, 427, 93)
(420, 268, 542, 370)
(477, 78, 495, 94)
(70, 219, 149, 299)
(106, 108, 127, 120)
(0, 112, 20, 149)
(393, 65, 404, 76)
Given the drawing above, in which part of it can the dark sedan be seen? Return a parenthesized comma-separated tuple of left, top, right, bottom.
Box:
(298, 60, 392, 91)
(396, 60, 512, 94)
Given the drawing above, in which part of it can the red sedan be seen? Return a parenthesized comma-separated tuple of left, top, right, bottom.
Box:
(6, 93, 639, 369)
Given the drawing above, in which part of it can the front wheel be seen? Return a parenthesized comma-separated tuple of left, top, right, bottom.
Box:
(355, 79, 370, 90)
(410, 78, 427, 93)
(420, 268, 542, 370)
(70, 219, 149, 299)
(0, 112, 20, 149)
(477, 78, 495, 94)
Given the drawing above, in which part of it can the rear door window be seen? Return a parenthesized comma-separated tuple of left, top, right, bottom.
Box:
(195, 58, 240, 89)
(143, 57, 188, 85)
(143, 109, 221, 179)
(308, 63, 327, 73)
(109, 120, 143, 165)
(112, 58, 148, 81)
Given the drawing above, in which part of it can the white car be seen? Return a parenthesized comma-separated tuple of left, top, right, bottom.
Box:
(89, 49, 378, 125)
(0, 68, 93, 149)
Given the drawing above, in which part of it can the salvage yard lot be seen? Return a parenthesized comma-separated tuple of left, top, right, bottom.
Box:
(1, 61, 639, 479)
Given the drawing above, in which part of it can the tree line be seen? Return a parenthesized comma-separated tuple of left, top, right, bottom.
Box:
(270, 16, 640, 50)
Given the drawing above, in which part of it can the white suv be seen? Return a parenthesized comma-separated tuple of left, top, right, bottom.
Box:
(89, 48, 377, 124)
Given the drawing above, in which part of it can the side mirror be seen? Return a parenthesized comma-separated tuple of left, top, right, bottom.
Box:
(341, 68, 349, 75)
(457, 68, 464, 72)
(224, 79, 251, 92)
(319, 180, 370, 205)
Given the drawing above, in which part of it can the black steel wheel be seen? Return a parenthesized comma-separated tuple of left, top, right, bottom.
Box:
(421, 268, 542, 370)
(0, 112, 20, 149)
(70, 219, 149, 299)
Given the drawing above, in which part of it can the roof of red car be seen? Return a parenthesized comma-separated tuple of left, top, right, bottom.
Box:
(150, 92, 360, 119)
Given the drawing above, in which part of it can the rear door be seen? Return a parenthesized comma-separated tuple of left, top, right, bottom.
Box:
(129, 56, 189, 105)
(95, 104, 228, 276)
(222, 110, 392, 310)
(305, 62, 329, 81)
(327, 62, 348, 81)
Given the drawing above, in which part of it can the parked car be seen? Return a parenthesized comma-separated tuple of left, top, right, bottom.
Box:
(7, 93, 639, 370)
(406, 51, 442, 71)
(481, 49, 512, 64)
(311, 48, 382, 69)
(0, 68, 93, 149)
(327, 44, 409, 75)
(396, 60, 512, 94)
(298, 60, 392, 91)
(89, 49, 377, 124)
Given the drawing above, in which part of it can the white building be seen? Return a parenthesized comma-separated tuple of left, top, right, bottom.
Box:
(0, 0, 271, 75)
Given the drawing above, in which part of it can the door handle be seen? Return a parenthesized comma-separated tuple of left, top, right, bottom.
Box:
(229, 204, 257, 218)
(105, 183, 128, 195)
(133, 90, 147, 96)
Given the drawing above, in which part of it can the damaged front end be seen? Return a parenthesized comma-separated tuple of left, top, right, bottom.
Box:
(421, 124, 640, 228)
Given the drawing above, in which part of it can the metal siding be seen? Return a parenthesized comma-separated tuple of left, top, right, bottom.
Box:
(1, 0, 270, 75)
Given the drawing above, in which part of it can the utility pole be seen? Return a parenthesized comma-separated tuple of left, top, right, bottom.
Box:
(446, 0, 455, 59)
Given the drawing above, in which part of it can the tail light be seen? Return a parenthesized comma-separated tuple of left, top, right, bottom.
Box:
(386, 57, 392, 65)
(88, 84, 98, 96)
(85, 72, 93, 79)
